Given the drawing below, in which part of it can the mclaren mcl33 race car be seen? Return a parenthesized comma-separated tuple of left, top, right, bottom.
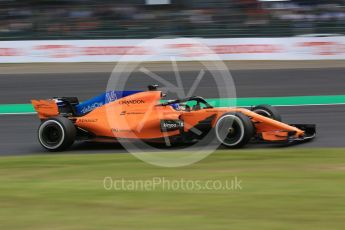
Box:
(31, 85, 316, 151)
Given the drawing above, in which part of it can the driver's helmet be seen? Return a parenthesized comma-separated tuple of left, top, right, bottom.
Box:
(171, 103, 179, 110)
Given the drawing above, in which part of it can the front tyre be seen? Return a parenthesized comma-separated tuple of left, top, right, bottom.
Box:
(215, 113, 254, 148)
(38, 117, 76, 151)
(252, 104, 282, 121)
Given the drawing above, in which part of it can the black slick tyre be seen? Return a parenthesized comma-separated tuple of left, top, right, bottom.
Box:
(215, 113, 254, 148)
(38, 117, 76, 151)
(252, 104, 282, 121)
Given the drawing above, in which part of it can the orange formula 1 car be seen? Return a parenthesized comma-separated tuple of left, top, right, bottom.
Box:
(32, 85, 316, 151)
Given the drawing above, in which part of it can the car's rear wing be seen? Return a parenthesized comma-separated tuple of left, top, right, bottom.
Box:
(31, 99, 59, 120)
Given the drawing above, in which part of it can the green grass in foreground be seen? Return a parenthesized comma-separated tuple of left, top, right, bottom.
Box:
(0, 149, 345, 230)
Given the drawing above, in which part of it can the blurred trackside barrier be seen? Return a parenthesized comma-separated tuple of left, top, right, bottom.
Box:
(0, 37, 345, 63)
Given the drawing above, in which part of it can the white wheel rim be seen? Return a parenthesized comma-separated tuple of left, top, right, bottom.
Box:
(38, 120, 65, 150)
(215, 115, 245, 147)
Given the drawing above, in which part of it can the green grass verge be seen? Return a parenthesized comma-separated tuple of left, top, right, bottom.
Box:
(0, 149, 345, 230)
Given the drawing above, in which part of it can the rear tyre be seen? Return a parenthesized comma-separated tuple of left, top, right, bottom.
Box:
(38, 117, 76, 151)
(215, 113, 254, 148)
(252, 104, 282, 121)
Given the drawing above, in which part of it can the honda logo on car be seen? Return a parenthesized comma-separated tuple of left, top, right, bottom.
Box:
(119, 99, 145, 105)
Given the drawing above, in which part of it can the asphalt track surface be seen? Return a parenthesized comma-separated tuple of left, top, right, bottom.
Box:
(1, 68, 345, 103)
(0, 67, 345, 155)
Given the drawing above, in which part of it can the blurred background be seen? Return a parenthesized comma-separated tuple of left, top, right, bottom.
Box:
(0, 0, 344, 40)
